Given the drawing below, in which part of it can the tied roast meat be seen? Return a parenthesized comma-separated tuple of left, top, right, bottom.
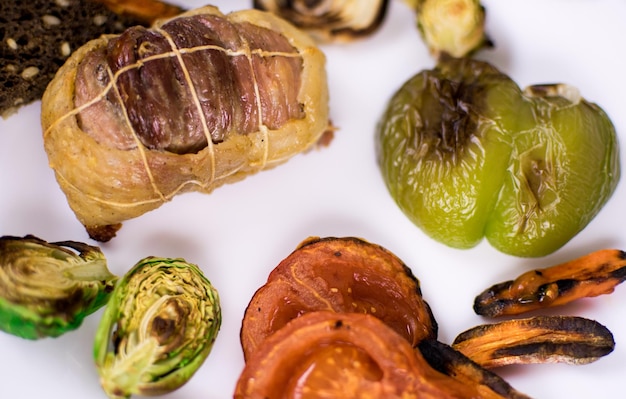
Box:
(41, 6, 330, 242)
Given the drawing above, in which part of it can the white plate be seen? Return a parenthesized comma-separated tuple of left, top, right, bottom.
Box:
(1, 1, 625, 397)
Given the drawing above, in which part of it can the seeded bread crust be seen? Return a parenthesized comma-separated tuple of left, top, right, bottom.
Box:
(0, 0, 183, 118)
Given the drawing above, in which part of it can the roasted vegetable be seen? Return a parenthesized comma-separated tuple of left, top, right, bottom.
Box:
(452, 316, 615, 368)
(94, 257, 221, 398)
(0, 235, 117, 340)
(254, 0, 390, 43)
(236, 311, 495, 398)
(405, 0, 490, 58)
(41, 5, 330, 242)
(474, 249, 626, 317)
(376, 57, 620, 257)
(418, 339, 530, 399)
(240, 236, 437, 360)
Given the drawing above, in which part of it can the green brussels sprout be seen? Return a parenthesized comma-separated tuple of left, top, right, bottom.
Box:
(406, 0, 491, 59)
(94, 257, 221, 399)
(0, 235, 117, 339)
(376, 57, 620, 257)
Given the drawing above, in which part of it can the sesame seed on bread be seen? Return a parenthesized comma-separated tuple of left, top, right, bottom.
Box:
(1, 0, 183, 118)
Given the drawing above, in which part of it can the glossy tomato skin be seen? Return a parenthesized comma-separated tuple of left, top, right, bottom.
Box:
(376, 58, 620, 258)
(235, 311, 483, 399)
(240, 237, 437, 360)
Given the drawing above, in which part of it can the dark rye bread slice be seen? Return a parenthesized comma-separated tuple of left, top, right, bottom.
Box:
(0, 0, 183, 118)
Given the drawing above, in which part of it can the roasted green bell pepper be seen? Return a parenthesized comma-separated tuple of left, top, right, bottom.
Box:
(376, 57, 620, 257)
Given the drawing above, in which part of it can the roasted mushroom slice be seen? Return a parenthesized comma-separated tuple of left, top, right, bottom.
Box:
(0, 235, 117, 340)
(254, 0, 390, 43)
(418, 339, 530, 399)
(236, 311, 488, 398)
(474, 249, 626, 317)
(42, 5, 330, 242)
(240, 236, 437, 360)
(452, 316, 615, 368)
(94, 257, 221, 398)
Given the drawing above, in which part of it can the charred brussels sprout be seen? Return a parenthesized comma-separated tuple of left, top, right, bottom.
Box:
(0, 235, 117, 339)
(407, 0, 490, 58)
(94, 257, 221, 398)
(376, 58, 620, 257)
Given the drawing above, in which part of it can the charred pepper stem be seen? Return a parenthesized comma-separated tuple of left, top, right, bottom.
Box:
(0, 235, 117, 339)
(474, 249, 626, 317)
(452, 316, 615, 368)
(94, 257, 221, 398)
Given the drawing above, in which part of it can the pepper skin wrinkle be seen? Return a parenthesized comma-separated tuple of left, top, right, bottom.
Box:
(41, 6, 330, 242)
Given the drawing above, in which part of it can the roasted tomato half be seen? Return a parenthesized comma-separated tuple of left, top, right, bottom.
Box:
(240, 236, 437, 360)
(235, 311, 482, 398)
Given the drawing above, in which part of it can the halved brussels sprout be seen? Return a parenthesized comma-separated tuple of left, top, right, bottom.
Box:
(0, 235, 117, 340)
(94, 257, 221, 398)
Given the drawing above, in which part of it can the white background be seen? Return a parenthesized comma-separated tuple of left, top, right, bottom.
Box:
(1, 1, 626, 397)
